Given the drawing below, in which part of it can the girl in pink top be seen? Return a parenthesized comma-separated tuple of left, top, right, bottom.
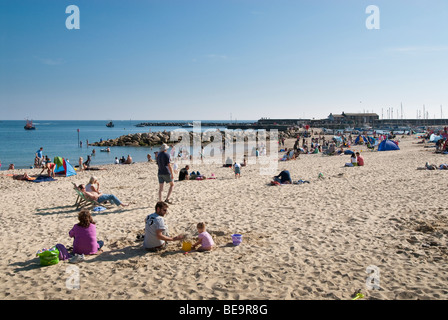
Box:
(192, 222, 214, 252)
(69, 209, 103, 255)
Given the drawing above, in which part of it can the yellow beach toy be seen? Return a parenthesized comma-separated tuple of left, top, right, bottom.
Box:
(352, 293, 365, 300)
(182, 240, 192, 252)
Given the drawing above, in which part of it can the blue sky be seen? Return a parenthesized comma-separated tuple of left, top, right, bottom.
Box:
(1, 0, 447, 120)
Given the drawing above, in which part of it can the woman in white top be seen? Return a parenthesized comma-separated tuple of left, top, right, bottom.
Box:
(345, 153, 358, 167)
(86, 176, 100, 193)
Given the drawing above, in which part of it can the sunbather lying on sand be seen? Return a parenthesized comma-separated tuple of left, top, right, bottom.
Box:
(417, 163, 448, 170)
(12, 173, 35, 181)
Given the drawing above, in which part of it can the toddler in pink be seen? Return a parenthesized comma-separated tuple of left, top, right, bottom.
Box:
(192, 222, 214, 252)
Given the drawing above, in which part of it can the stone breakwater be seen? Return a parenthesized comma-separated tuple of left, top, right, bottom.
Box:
(90, 128, 304, 148)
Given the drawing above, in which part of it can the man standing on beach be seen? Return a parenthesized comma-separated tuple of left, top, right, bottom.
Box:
(157, 144, 174, 204)
(35, 147, 43, 168)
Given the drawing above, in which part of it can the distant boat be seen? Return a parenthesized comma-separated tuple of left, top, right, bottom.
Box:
(106, 121, 114, 128)
(24, 119, 36, 130)
(181, 123, 194, 128)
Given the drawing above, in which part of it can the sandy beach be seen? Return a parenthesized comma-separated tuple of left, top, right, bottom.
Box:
(1, 133, 447, 300)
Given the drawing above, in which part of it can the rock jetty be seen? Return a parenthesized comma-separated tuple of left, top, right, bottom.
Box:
(90, 128, 305, 148)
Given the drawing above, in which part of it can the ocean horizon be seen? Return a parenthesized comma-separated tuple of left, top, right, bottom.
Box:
(0, 120, 255, 170)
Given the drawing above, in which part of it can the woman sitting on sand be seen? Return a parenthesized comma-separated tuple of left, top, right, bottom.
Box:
(69, 209, 104, 255)
(83, 155, 92, 169)
(345, 153, 357, 167)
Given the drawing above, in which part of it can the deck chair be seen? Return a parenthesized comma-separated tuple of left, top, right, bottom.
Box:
(73, 183, 85, 208)
(72, 182, 102, 209)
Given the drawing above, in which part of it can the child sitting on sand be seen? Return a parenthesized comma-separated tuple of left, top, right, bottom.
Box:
(192, 222, 214, 252)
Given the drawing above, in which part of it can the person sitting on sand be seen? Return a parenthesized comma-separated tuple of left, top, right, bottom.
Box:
(356, 152, 364, 166)
(178, 165, 189, 181)
(8, 164, 15, 170)
(143, 201, 184, 252)
(34, 156, 41, 168)
(147, 154, 153, 162)
(345, 153, 357, 167)
(288, 148, 296, 159)
(192, 222, 214, 252)
(124, 155, 133, 164)
(69, 209, 104, 255)
(241, 155, 248, 167)
(327, 143, 336, 155)
(273, 170, 292, 184)
(77, 184, 128, 207)
(83, 155, 92, 169)
(223, 157, 233, 167)
(86, 176, 100, 193)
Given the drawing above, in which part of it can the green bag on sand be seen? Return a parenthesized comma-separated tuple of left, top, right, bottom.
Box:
(36, 247, 60, 266)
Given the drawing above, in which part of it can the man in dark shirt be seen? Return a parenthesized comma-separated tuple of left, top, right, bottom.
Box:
(274, 170, 292, 184)
(178, 165, 190, 181)
(157, 144, 174, 204)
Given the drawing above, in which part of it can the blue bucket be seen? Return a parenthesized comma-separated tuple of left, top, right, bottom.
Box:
(231, 234, 243, 246)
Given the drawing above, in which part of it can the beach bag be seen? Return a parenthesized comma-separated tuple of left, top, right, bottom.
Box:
(55, 243, 72, 261)
(36, 246, 60, 266)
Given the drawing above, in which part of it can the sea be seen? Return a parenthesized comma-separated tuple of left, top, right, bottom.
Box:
(0, 120, 254, 170)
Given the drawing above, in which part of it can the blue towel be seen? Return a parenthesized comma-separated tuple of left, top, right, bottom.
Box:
(33, 175, 57, 183)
